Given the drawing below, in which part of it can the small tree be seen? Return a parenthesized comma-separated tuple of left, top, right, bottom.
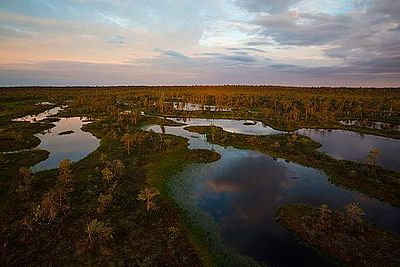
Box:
(367, 149, 380, 166)
(111, 160, 125, 178)
(58, 159, 72, 183)
(102, 167, 114, 182)
(35, 192, 59, 222)
(271, 141, 280, 150)
(100, 153, 108, 165)
(316, 204, 332, 231)
(344, 202, 364, 225)
(121, 133, 133, 154)
(137, 187, 160, 211)
(86, 219, 113, 244)
(97, 193, 113, 214)
(16, 167, 32, 196)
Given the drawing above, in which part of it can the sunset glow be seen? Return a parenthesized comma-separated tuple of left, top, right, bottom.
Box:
(0, 0, 399, 86)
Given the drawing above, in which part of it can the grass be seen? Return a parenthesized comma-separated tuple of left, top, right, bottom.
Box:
(276, 204, 400, 266)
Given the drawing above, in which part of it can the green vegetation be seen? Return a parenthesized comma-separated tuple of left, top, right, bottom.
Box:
(185, 149, 221, 163)
(276, 204, 400, 267)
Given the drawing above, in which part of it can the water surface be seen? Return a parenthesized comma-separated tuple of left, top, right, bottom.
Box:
(297, 129, 400, 172)
(339, 120, 400, 131)
(173, 102, 232, 112)
(168, 117, 400, 172)
(145, 121, 400, 266)
(169, 117, 283, 136)
(13, 107, 100, 172)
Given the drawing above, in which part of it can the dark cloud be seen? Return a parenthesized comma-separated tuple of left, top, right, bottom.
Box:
(237, 0, 400, 77)
(369, 0, 400, 18)
(254, 13, 353, 46)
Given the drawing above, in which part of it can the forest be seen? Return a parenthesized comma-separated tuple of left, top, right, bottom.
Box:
(1, 86, 400, 266)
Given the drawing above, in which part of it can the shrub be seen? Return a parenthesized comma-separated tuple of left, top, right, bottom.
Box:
(97, 193, 113, 214)
(101, 167, 114, 182)
(15, 167, 32, 197)
(86, 219, 113, 244)
(344, 202, 364, 225)
(58, 159, 72, 183)
(137, 187, 160, 211)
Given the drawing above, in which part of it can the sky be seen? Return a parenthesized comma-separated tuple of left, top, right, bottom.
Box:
(0, 0, 399, 87)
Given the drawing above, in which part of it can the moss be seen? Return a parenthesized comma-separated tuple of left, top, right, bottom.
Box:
(276, 204, 400, 267)
(185, 149, 221, 163)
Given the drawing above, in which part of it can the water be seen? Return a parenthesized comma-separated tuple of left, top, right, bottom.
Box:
(165, 117, 400, 172)
(145, 120, 400, 266)
(12, 106, 63, 123)
(13, 107, 100, 172)
(339, 119, 400, 131)
(297, 129, 400, 172)
(173, 102, 232, 112)
(168, 117, 283, 136)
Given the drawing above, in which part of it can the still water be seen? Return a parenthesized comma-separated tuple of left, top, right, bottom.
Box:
(173, 102, 232, 112)
(168, 117, 283, 135)
(145, 121, 400, 266)
(297, 129, 400, 172)
(13, 107, 100, 172)
(167, 117, 400, 171)
(339, 119, 400, 131)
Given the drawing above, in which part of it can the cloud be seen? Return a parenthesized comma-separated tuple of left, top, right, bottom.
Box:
(108, 35, 127, 45)
(236, 0, 400, 78)
(2, 55, 399, 87)
(154, 48, 190, 60)
(218, 54, 256, 62)
(200, 52, 257, 63)
(0, 0, 399, 86)
(227, 47, 266, 53)
(235, 0, 302, 14)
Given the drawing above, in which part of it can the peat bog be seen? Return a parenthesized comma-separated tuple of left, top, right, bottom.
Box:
(1, 86, 400, 266)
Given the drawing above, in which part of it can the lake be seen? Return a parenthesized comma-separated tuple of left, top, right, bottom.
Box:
(145, 120, 400, 266)
(13, 107, 100, 172)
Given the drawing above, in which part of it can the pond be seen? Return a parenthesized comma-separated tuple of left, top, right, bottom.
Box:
(145, 120, 400, 266)
(339, 119, 400, 131)
(172, 102, 232, 112)
(168, 117, 283, 136)
(167, 117, 400, 172)
(12, 106, 64, 123)
(297, 129, 400, 172)
(13, 107, 100, 172)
